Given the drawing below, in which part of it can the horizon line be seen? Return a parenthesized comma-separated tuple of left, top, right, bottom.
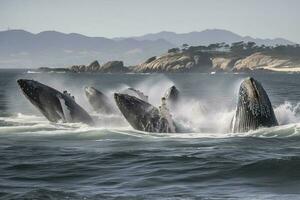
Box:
(0, 28, 295, 43)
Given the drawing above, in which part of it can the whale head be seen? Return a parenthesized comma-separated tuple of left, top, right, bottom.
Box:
(114, 93, 162, 132)
(114, 93, 155, 121)
(17, 79, 44, 107)
(18, 79, 94, 125)
(17, 79, 65, 122)
(114, 93, 177, 133)
(239, 77, 272, 115)
(231, 77, 278, 132)
(164, 85, 180, 106)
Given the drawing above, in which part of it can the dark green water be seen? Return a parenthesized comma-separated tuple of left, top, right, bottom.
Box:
(1, 69, 300, 199)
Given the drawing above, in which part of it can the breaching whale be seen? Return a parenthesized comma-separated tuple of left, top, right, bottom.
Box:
(164, 85, 180, 108)
(85, 86, 116, 114)
(17, 79, 94, 125)
(231, 77, 278, 133)
(114, 93, 177, 133)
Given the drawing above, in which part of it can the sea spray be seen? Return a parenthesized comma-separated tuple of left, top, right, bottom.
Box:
(274, 101, 300, 125)
(7, 73, 300, 137)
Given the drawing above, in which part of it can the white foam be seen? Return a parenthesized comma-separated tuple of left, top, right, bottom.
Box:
(5, 74, 300, 139)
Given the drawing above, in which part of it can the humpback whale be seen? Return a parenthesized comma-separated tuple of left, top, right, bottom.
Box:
(85, 86, 116, 114)
(164, 85, 180, 108)
(17, 79, 94, 125)
(114, 93, 177, 133)
(231, 77, 278, 133)
(121, 87, 149, 102)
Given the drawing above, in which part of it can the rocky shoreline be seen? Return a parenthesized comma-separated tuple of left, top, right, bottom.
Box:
(38, 42, 300, 73)
(39, 60, 129, 73)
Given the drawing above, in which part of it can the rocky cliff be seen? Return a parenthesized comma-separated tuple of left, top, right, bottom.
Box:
(99, 61, 129, 73)
(132, 52, 212, 73)
(39, 60, 129, 73)
(232, 53, 300, 72)
(70, 60, 101, 72)
(38, 51, 300, 73)
(211, 57, 239, 71)
(132, 42, 300, 72)
(133, 52, 300, 73)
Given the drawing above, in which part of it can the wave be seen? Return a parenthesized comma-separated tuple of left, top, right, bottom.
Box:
(1, 189, 83, 200)
(26, 70, 41, 74)
(234, 156, 300, 178)
(0, 107, 300, 139)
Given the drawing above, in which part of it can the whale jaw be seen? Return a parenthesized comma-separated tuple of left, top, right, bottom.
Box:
(17, 79, 41, 106)
(18, 79, 93, 125)
(17, 79, 59, 121)
(231, 77, 278, 133)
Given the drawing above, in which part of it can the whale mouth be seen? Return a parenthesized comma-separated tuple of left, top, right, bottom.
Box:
(114, 93, 131, 110)
(17, 79, 44, 111)
(17, 79, 37, 99)
(241, 77, 263, 102)
(17, 79, 28, 90)
(232, 77, 279, 133)
(114, 93, 151, 115)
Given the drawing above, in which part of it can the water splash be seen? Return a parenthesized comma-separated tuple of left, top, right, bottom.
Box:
(274, 101, 300, 125)
(6, 75, 300, 139)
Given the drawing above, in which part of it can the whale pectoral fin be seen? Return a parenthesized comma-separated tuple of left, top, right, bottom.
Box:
(55, 110, 66, 123)
(230, 114, 236, 132)
(57, 95, 72, 122)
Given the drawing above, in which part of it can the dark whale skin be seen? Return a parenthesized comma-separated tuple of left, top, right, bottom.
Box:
(114, 93, 176, 133)
(17, 79, 93, 125)
(231, 77, 278, 133)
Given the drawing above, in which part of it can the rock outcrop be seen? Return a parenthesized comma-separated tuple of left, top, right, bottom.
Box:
(69, 60, 129, 73)
(70, 65, 87, 72)
(210, 53, 300, 72)
(87, 60, 101, 71)
(99, 61, 129, 73)
(38, 52, 300, 73)
(70, 60, 101, 72)
(132, 52, 212, 73)
(211, 57, 239, 71)
(232, 53, 300, 71)
(39, 60, 130, 73)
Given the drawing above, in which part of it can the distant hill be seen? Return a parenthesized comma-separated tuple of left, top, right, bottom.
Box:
(0, 29, 296, 68)
(0, 30, 173, 68)
(38, 41, 300, 73)
(123, 29, 295, 46)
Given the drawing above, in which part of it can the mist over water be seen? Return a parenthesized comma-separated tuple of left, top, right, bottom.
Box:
(1, 69, 300, 199)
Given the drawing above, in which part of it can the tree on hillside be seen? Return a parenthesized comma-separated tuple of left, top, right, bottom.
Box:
(168, 48, 180, 53)
(182, 43, 189, 50)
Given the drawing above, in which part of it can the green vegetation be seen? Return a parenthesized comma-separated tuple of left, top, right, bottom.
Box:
(170, 41, 300, 58)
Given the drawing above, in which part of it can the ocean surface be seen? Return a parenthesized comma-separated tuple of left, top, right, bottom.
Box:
(1, 69, 300, 199)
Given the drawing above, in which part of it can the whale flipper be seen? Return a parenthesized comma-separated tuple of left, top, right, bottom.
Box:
(17, 79, 94, 125)
(231, 77, 278, 133)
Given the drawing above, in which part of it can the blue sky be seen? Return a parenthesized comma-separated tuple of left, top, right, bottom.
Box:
(0, 0, 299, 42)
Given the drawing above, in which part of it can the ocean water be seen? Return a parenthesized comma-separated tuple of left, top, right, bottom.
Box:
(1, 69, 300, 199)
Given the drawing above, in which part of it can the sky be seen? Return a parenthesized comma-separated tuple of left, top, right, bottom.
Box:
(0, 0, 300, 43)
